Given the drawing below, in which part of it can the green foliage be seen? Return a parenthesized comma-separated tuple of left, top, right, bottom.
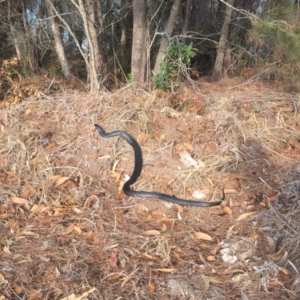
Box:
(261, 0, 294, 21)
(126, 73, 133, 84)
(250, 0, 300, 82)
(49, 63, 63, 76)
(154, 41, 196, 91)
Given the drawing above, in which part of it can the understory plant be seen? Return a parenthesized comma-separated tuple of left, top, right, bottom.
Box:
(154, 40, 196, 91)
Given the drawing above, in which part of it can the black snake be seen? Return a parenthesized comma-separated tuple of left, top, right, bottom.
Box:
(95, 124, 223, 207)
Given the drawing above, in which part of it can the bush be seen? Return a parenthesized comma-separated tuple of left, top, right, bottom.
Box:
(154, 41, 196, 91)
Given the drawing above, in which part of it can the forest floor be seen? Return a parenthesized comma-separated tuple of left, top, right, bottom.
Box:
(0, 77, 300, 300)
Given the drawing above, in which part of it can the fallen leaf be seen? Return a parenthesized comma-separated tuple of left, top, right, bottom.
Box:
(19, 231, 39, 237)
(62, 223, 75, 235)
(107, 274, 124, 282)
(55, 177, 71, 187)
(173, 204, 183, 212)
(30, 204, 47, 213)
(207, 255, 216, 261)
(72, 207, 82, 214)
(118, 181, 124, 194)
(212, 241, 224, 255)
(194, 232, 213, 241)
(143, 230, 161, 236)
(148, 282, 156, 293)
(222, 206, 232, 215)
(0, 272, 5, 281)
(16, 259, 32, 264)
(236, 211, 256, 221)
(154, 268, 176, 272)
(111, 171, 121, 181)
(20, 186, 36, 198)
(183, 142, 194, 151)
(60, 288, 96, 300)
(108, 252, 119, 270)
(9, 197, 31, 211)
(138, 204, 149, 212)
(224, 188, 238, 194)
(73, 225, 82, 234)
(277, 266, 291, 275)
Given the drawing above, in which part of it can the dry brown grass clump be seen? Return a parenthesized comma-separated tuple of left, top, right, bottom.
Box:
(0, 80, 300, 299)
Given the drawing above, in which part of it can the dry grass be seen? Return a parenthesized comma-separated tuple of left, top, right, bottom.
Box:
(0, 79, 300, 299)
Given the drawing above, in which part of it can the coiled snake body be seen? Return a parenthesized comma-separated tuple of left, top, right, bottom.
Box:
(95, 124, 222, 207)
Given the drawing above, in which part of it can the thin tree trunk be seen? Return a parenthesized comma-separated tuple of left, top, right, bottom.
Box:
(212, 0, 234, 81)
(7, 0, 38, 76)
(153, 0, 181, 74)
(46, 0, 70, 79)
(21, 1, 38, 73)
(182, 0, 192, 36)
(131, 0, 147, 84)
(120, 16, 127, 72)
(67, 0, 107, 91)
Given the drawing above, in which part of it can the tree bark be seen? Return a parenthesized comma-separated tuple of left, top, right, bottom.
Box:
(131, 0, 147, 84)
(46, 0, 71, 80)
(212, 0, 234, 81)
(181, 0, 192, 36)
(8, 0, 38, 75)
(153, 0, 181, 74)
(85, 0, 107, 91)
(69, 0, 107, 91)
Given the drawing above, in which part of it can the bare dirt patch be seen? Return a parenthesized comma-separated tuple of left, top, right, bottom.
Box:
(0, 80, 300, 299)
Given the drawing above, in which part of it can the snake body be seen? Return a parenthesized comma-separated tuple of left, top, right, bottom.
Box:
(95, 124, 222, 207)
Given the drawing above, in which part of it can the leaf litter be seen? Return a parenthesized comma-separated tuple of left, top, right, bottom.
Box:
(0, 78, 300, 299)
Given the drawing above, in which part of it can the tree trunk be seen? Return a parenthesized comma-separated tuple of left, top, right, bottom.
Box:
(8, 0, 38, 75)
(131, 0, 147, 84)
(212, 0, 234, 81)
(153, 0, 181, 74)
(82, 0, 107, 91)
(68, 0, 107, 91)
(46, 0, 71, 80)
(181, 0, 192, 36)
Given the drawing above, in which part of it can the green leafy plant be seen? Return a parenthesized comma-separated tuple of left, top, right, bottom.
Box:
(250, 0, 300, 83)
(154, 41, 196, 91)
(126, 73, 133, 84)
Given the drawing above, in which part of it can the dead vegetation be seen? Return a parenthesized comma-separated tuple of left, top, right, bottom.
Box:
(0, 78, 300, 299)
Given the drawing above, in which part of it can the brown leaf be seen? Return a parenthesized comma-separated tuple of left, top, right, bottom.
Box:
(207, 255, 216, 261)
(0, 272, 5, 281)
(62, 223, 75, 235)
(143, 230, 161, 236)
(236, 211, 256, 221)
(108, 252, 119, 270)
(277, 266, 291, 275)
(59, 288, 96, 300)
(19, 231, 39, 237)
(148, 282, 156, 293)
(55, 176, 70, 187)
(30, 204, 47, 213)
(20, 186, 36, 198)
(9, 197, 31, 211)
(183, 142, 194, 151)
(73, 225, 82, 234)
(154, 268, 177, 272)
(224, 188, 239, 194)
(222, 206, 232, 215)
(193, 232, 212, 241)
